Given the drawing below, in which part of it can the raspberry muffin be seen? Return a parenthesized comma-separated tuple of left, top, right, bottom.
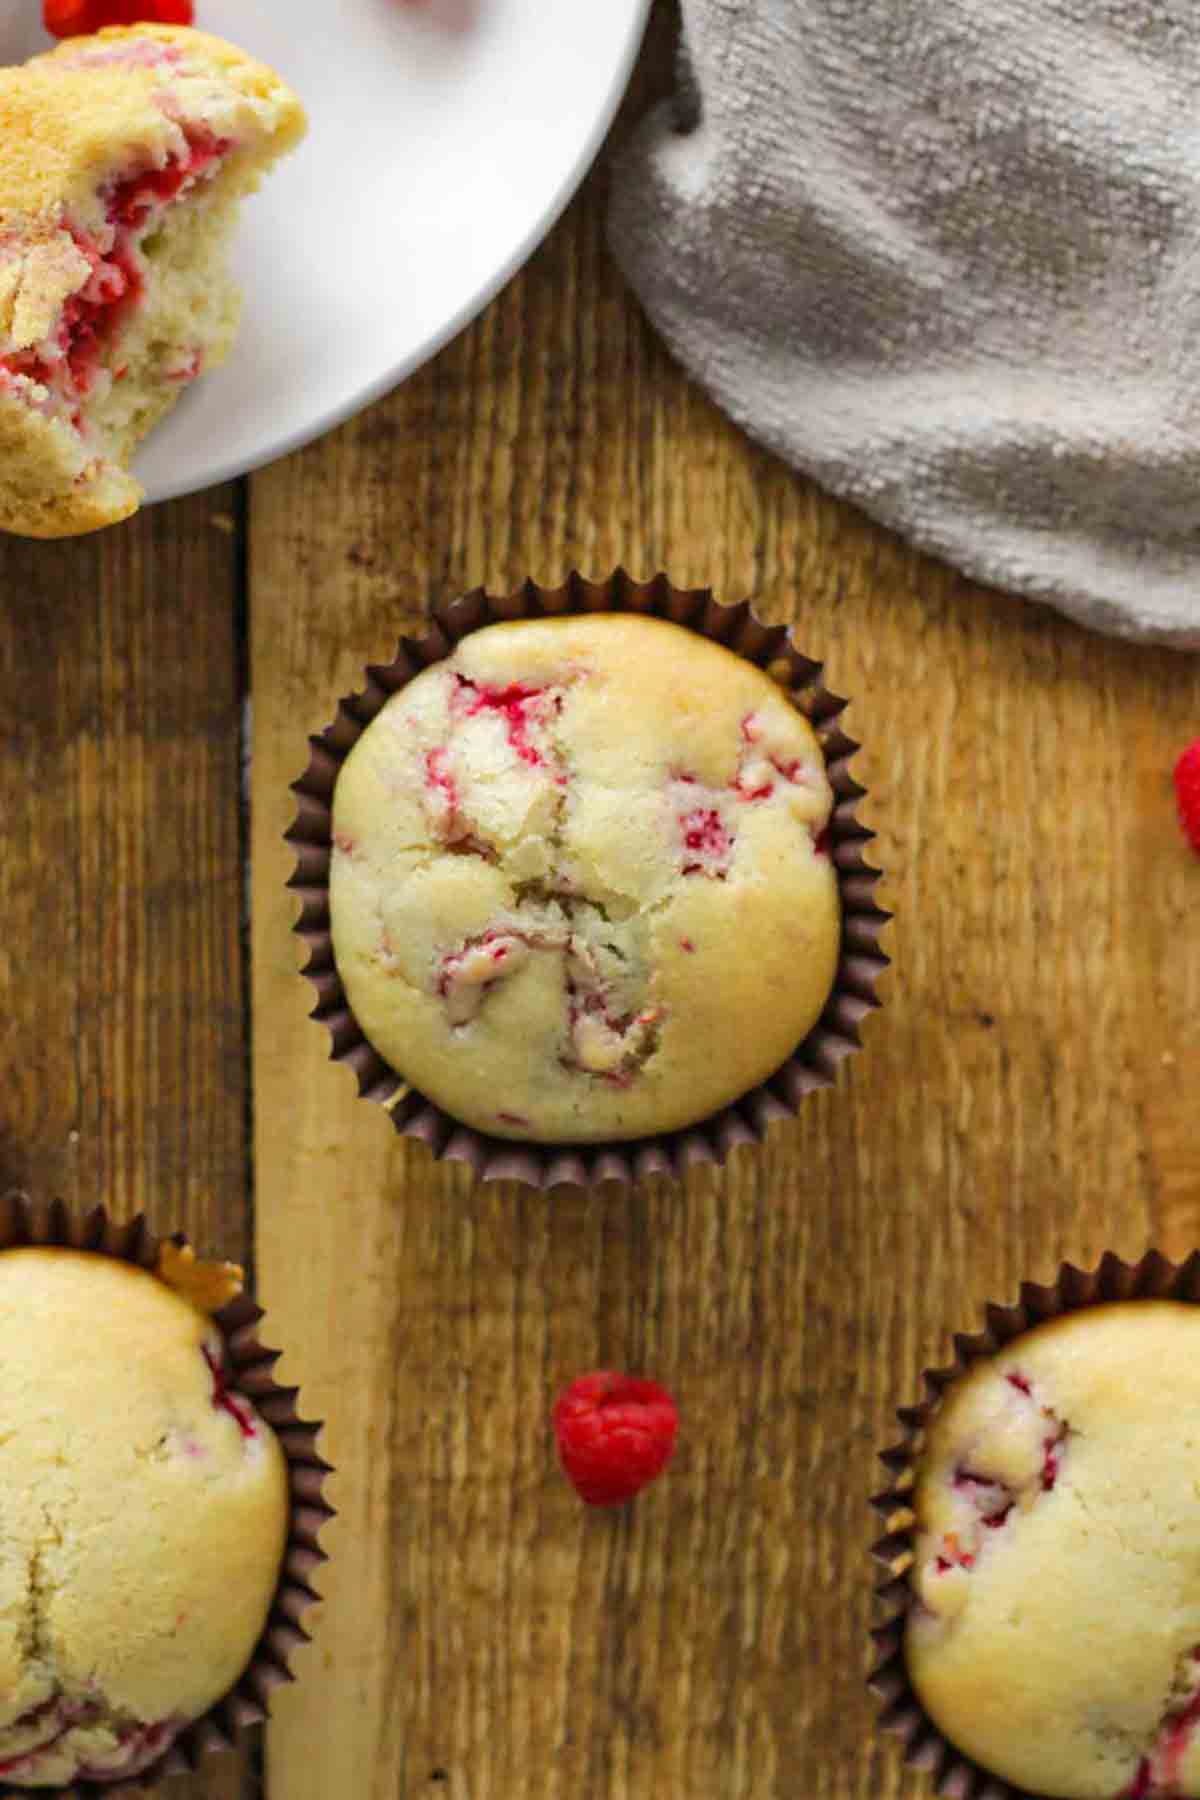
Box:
(0, 25, 305, 538)
(907, 1302, 1200, 1800)
(329, 612, 841, 1144)
(0, 1246, 288, 1787)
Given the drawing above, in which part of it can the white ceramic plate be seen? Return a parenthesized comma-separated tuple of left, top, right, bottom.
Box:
(1, 0, 651, 500)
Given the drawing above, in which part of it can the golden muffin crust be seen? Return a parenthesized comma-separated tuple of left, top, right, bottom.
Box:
(907, 1303, 1200, 1800)
(330, 614, 841, 1143)
(0, 26, 305, 538)
(0, 26, 304, 230)
(0, 1248, 288, 1787)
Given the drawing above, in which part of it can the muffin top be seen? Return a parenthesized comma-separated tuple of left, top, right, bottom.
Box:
(906, 1302, 1200, 1800)
(330, 613, 841, 1142)
(0, 23, 304, 364)
(0, 26, 305, 235)
(0, 26, 306, 540)
(0, 1248, 288, 1788)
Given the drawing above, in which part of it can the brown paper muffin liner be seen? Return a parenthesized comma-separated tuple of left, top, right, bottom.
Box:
(287, 570, 889, 1188)
(868, 1250, 1200, 1800)
(0, 1191, 333, 1799)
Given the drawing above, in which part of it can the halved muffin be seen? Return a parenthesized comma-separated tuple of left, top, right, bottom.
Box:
(0, 25, 305, 537)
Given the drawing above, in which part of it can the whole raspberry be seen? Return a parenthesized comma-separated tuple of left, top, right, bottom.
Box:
(43, 0, 194, 35)
(553, 1371, 678, 1507)
(1176, 741, 1200, 856)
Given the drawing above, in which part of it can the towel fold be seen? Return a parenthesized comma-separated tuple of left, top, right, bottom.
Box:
(610, 0, 1200, 648)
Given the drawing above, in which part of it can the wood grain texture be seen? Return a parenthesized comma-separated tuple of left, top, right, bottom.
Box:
(249, 15, 1200, 1800)
(0, 492, 249, 1800)
(0, 490, 247, 1239)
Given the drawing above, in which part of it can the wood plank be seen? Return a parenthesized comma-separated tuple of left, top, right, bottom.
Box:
(0, 491, 250, 1800)
(249, 34, 1200, 1800)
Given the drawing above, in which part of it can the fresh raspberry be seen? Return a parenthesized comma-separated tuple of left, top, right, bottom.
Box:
(1177, 741, 1200, 855)
(42, 0, 94, 30)
(43, 0, 194, 35)
(552, 1372, 678, 1507)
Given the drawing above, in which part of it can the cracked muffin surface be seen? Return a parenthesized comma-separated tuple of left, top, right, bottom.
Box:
(907, 1302, 1200, 1800)
(0, 1248, 288, 1787)
(329, 613, 841, 1142)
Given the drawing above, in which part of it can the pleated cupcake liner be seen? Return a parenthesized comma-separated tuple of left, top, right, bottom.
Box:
(287, 568, 890, 1189)
(868, 1250, 1200, 1800)
(0, 1191, 333, 1799)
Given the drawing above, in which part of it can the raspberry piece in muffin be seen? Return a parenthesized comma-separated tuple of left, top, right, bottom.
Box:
(906, 1303, 1200, 1800)
(330, 613, 840, 1143)
(0, 26, 305, 538)
(0, 1248, 288, 1788)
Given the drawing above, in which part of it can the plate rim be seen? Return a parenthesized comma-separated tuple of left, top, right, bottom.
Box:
(143, 0, 654, 505)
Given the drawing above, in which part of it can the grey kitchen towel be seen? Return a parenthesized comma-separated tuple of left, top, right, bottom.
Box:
(609, 0, 1200, 648)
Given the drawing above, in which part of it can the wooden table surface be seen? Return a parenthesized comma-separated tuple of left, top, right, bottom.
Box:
(2, 8, 1199, 1797)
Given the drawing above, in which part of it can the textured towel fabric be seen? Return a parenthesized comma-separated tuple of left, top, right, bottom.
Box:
(609, 0, 1200, 648)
